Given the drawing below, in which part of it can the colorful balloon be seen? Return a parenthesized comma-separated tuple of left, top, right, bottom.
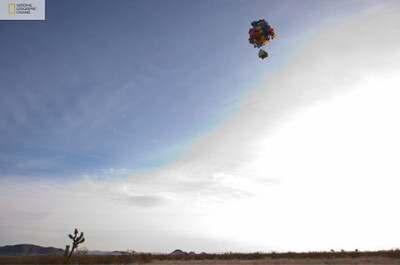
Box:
(248, 19, 276, 59)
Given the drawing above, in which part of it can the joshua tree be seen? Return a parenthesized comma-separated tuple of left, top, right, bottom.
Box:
(66, 228, 85, 259)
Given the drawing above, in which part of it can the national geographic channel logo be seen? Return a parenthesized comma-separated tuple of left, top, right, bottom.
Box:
(9, 3, 36, 15)
(1, 0, 45, 20)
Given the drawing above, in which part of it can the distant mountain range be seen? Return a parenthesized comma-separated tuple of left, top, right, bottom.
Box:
(0, 244, 64, 256)
(0, 244, 195, 256)
(0, 244, 126, 256)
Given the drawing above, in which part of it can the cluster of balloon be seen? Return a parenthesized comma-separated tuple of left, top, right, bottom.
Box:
(248, 19, 276, 59)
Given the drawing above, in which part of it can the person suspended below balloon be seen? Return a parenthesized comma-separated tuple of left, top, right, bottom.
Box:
(248, 19, 276, 59)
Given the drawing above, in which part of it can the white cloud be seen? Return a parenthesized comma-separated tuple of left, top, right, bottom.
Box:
(1, 4, 400, 252)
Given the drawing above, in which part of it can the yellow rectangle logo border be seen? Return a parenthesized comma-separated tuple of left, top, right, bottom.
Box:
(8, 3, 16, 14)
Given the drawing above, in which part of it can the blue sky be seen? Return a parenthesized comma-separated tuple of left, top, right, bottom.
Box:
(0, 0, 373, 179)
(1, 0, 400, 252)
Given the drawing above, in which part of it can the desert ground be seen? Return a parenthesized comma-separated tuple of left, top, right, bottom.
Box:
(150, 257, 400, 265)
(1, 250, 400, 264)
